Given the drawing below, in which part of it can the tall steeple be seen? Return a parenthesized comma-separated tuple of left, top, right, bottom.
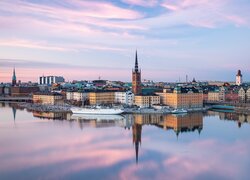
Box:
(132, 50, 142, 95)
(135, 50, 139, 72)
(12, 67, 17, 86)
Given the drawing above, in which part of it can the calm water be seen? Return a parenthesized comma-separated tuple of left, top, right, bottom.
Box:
(0, 103, 250, 180)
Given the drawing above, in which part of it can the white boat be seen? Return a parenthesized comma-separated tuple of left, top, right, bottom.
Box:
(171, 109, 188, 114)
(71, 106, 124, 115)
(71, 114, 124, 121)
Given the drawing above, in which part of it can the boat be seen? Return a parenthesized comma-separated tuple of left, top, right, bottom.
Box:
(71, 106, 124, 115)
(171, 109, 188, 114)
(71, 114, 124, 121)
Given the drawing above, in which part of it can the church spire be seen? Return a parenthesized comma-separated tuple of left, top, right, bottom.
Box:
(12, 67, 17, 86)
(135, 50, 138, 72)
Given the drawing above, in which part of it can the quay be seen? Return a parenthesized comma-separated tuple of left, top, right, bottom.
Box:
(0, 96, 32, 102)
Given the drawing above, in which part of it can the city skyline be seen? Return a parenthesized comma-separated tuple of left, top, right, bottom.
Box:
(1, 0, 250, 82)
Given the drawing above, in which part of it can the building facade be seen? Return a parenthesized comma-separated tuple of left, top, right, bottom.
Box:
(66, 91, 89, 101)
(134, 95, 160, 108)
(115, 91, 134, 106)
(38, 76, 65, 85)
(156, 87, 203, 109)
(88, 91, 115, 105)
(208, 91, 220, 102)
(132, 51, 142, 95)
(11, 86, 40, 97)
(33, 92, 64, 105)
(247, 88, 250, 103)
(238, 87, 246, 102)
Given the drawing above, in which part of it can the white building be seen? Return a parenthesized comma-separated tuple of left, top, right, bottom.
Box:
(236, 70, 243, 86)
(247, 88, 250, 103)
(66, 91, 88, 101)
(219, 86, 226, 101)
(115, 91, 134, 106)
(39, 76, 65, 85)
(238, 87, 246, 102)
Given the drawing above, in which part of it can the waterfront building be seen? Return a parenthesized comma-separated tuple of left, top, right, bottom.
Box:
(38, 76, 65, 85)
(219, 86, 226, 101)
(132, 51, 142, 95)
(236, 70, 243, 86)
(66, 91, 89, 102)
(156, 87, 203, 109)
(33, 92, 64, 105)
(88, 91, 115, 105)
(115, 91, 134, 106)
(238, 87, 247, 103)
(12, 68, 17, 86)
(246, 88, 250, 103)
(134, 95, 160, 108)
(0, 86, 3, 95)
(208, 90, 220, 102)
(225, 91, 239, 102)
(11, 86, 40, 97)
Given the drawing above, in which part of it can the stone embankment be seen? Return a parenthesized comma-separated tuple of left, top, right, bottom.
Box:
(17, 102, 208, 114)
(18, 103, 71, 113)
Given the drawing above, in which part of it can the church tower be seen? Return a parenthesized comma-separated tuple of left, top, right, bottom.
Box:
(236, 70, 242, 86)
(12, 68, 17, 86)
(132, 51, 142, 95)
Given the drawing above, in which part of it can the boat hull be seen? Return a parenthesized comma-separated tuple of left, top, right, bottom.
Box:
(71, 114, 124, 121)
(71, 107, 124, 115)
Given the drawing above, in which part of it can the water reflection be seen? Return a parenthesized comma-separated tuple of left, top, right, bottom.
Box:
(12, 106, 16, 122)
(1, 104, 250, 179)
(206, 110, 250, 128)
(31, 111, 205, 164)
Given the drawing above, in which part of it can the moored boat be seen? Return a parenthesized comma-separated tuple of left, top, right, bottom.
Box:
(171, 109, 188, 114)
(71, 114, 124, 121)
(71, 106, 124, 115)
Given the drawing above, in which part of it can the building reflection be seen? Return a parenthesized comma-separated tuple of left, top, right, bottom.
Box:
(132, 113, 203, 136)
(206, 110, 250, 128)
(131, 113, 203, 164)
(32, 111, 71, 120)
(31, 111, 204, 164)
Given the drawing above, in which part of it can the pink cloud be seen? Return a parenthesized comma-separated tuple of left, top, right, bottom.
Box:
(160, 0, 249, 28)
(122, 0, 158, 7)
(0, 1, 142, 20)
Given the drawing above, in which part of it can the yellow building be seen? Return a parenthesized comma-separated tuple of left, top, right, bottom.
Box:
(134, 95, 160, 108)
(88, 91, 115, 105)
(156, 87, 203, 109)
(207, 91, 220, 101)
(33, 92, 64, 105)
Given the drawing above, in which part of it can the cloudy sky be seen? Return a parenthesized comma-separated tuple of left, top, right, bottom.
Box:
(0, 0, 250, 82)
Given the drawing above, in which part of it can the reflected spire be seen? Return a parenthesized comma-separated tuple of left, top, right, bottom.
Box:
(238, 121, 241, 128)
(12, 106, 16, 122)
(198, 127, 202, 137)
(132, 123, 141, 164)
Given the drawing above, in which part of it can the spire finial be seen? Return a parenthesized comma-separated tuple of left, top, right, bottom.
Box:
(135, 50, 138, 72)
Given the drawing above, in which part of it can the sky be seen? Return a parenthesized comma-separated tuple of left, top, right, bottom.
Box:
(0, 0, 250, 83)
